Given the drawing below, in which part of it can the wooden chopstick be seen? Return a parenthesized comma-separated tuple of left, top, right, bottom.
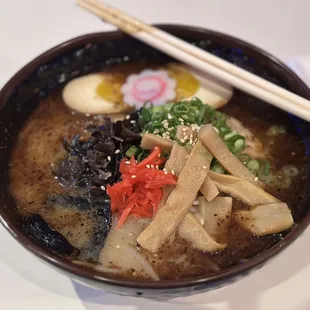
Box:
(77, 0, 310, 121)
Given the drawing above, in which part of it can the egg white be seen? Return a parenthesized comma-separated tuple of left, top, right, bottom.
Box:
(62, 73, 128, 115)
(174, 64, 233, 109)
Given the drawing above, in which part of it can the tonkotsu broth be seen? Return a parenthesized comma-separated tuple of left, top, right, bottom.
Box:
(9, 62, 307, 281)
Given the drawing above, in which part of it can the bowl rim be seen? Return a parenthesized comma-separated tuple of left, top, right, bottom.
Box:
(1, 24, 310, 290)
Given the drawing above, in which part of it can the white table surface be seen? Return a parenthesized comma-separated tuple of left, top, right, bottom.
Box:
(1, 0, 310, 309)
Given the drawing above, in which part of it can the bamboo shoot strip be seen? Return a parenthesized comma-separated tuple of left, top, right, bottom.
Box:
(137, 141, 212, 252)
(234, 202, 293, 236)
(178, 213, 225, 252)
(198, 197, 232, 244)
(198, 125, 258, 184)
(209, 171, 279, 206)
(141, 132, 219, 201)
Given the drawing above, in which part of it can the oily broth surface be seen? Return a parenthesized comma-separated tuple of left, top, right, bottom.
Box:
(9, 63, 307, 281)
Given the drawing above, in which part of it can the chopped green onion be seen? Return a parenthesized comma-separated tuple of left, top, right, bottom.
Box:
(211, 163, 226, 174)
(282, 165, 299, 177)
(139, 99, 273, 177)
(224, 131, 237, 141)
(126, 146, 138, 158)
(239, 154, 252, 164)
(234, 139, 245, 152)
(258, 160, 270, 176)
(140, 107, 151, 123)
(198, 104, 208, 124)
(267, 125, 287, 137)
(137, 151, 148, 162)
(247, 160, 260, 174)
(219, 126, 231, 137)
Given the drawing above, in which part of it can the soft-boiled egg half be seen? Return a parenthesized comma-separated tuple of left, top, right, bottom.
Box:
(166, 63, 233, 108)
(62, 73, 131, 115)
(62, 63, 233, 115)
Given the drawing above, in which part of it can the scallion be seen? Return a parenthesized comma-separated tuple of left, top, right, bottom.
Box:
(126, 146, 138, 158)
(267, 125, 287, 137)
(247, 160, 260, 174)
(211, 163, 226, 174)
(234, 139, 245, 152)
(239, 154, 251, 164)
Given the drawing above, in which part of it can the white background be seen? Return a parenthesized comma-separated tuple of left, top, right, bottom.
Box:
(1, 0, 310, 309)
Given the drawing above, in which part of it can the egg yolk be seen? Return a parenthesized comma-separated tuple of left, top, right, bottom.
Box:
(95, 65, 200, 106)
(166, 64, 200, 100)
(96, 73, 125, 104)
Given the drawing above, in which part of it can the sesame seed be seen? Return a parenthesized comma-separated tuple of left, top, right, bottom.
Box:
(202, 166, 207, 169)
(183, 135, 188, 140)
(291, 152, 296, 156)
(101, 185, 106, 191)
(171, 170, 175, 175)
(125, 161, 130, 164)
(130, 120, 136, 124)
(131, 175, 136, 179)
(254, 177, 258, 182)
(180, 139, 185, 143)
(156, 165, 159, 169)
(107, 156, 111, 161)
(155, 146, 158, 149)
(192, 200, 199, 206)
(71, 111, 76, 115)
(179, 117, 184, 122)
(146, 165, 151, 168)
(86, 113, 90, 117)
(167, 113, 173, 120)
(182, 128, 187, 132)
(125, 115, 130, 120)
(115, 245, 120, 248)
(54, 176, 58, 180)
(163, 168, 167, 172)
(164, 171, 168, 175)
(115, 149, 120, 154)
(151, 165, 154, 168)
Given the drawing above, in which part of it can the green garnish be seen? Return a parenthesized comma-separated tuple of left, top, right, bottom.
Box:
(239, 154, 251, 164)
(140, 98, 207, 140)
(247, 160, 260, 174)
(267, 125, 287, 137)
(139, 98, 245, 155)
(260, 160, 270, 176)
(138, 97, 271, 179)
(125, 145, 138, 158)
(211, 163, 226, 174)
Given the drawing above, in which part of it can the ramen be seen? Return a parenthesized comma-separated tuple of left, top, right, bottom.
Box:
(9, 61, 307, 281)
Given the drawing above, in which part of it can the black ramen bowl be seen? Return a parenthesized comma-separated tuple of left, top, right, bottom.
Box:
(1, 25, 310, 298)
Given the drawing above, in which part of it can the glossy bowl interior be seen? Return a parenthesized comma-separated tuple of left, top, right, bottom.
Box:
(1, 25, 310, 298)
